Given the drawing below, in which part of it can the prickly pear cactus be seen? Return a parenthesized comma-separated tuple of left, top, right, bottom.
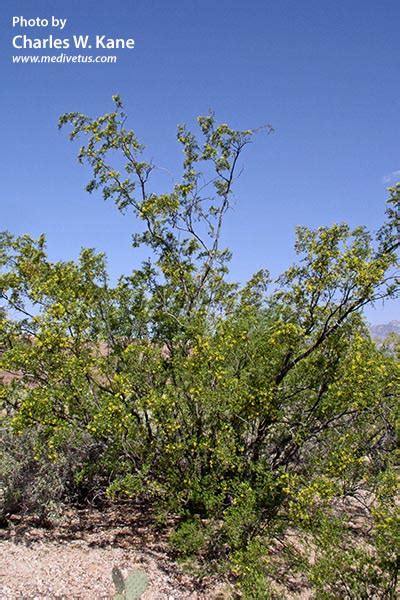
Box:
(124, 570, 149, 599)
(112, 566, 149, 600)
(112, 566, 125, 594)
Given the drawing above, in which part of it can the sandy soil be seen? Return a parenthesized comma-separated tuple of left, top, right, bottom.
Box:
(0, 507, 232, 599)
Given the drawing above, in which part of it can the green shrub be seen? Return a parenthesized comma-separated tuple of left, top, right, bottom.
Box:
(169, 518, 209, 556)
(231, 541, 272, 600)
(0, 99, 399, 596)
(0, 423, 106, 523)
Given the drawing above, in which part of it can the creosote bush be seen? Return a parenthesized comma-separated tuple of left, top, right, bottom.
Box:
(0, 97, 399, 596)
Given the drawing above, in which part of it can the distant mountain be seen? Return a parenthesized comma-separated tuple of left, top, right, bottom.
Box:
(370, 320, 400, 340)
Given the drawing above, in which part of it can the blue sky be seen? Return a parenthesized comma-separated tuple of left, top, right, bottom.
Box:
(1, 0, 399, 323)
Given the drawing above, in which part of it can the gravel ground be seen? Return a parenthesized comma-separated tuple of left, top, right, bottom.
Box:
(0, 508, 232, 599)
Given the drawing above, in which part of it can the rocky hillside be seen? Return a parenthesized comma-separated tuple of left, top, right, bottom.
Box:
(370, 320, 400, 340)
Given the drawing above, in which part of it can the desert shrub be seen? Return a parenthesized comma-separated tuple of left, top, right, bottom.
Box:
(169, 518, 210, 557)
(231, 540, 273, 599)
(0, 422, 107, 523)
(306, 508, 399, 599)
(0, 98, 399, 594)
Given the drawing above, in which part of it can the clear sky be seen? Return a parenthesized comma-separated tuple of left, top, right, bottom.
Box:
(1, 0, 399, 323)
